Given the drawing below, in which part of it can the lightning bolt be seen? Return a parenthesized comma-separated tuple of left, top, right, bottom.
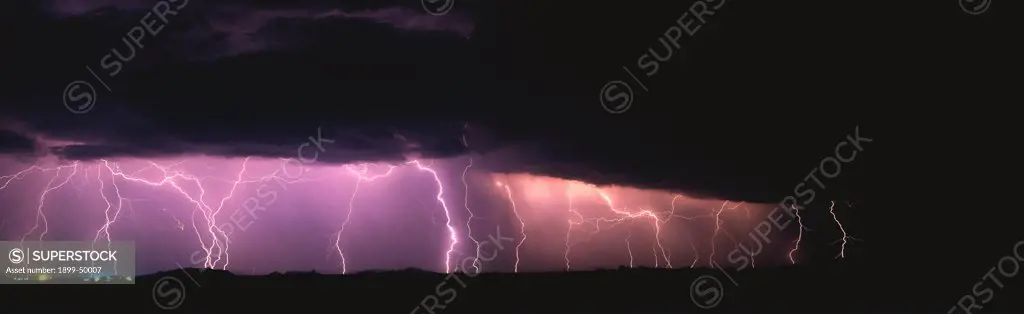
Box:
(744, 205, 756, 268)
(594, 191, 672, 267)
(462, 157, 482, 273)
(498, 179, 526, 273)
(708, 201, 725, 265)
(407, 160, 458, 273)
(92, 161, 125, 274)
(625, 229, 634, 268)
(651, 207, 671, 268)
(332, 123, 474, 274)
(666, 195, 706, 268)
(333, 171, 362, 275)
(829, 200, 860, 258)
(563, 186, 603, 271)
(459, 123, 482, 273)
(20, 162, 80, 244)
(2, 157, 312, 273)
(334, 163, 397, 274)
(208, 157, 252, 269)
(563, 186, 727, 270)
(1, 144, 853, 274)
(137, 158, 253, 269)
(788, 205, 804, 264)
(688, 230, 700, 268)
(0, 154, 455, 276)
(564, 192, 577, 271)
(708, 201, 744, 266)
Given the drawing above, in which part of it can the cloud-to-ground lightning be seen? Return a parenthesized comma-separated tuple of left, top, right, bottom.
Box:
(829, 200, 860, 258)
(92, 161, 124, 274)
(788, 205, 805, 264)
(459, 123, 483, 273)
(333, 173, 361, 274)
(708, 201, 727, 265)
(744, 205, 756, 268)
(708, 201, 745, 266)
(564, 193, 575, 270)
(665, 195, 710, 268)
(625, 229, 634, 268)
(462, 157, 482, 273)
(334, 163, 397, 274)
(408, 160, 459, 273)
(497, 179, 526, 273)
(560, 185, 760, 271)
(0, 156, 485, 275)
(593, 190, 671, 267)
(21, 162, 80, 244)
(2, 157, 319, 273)
(0, 156, 463, 275)
(0, 137, 855, 274)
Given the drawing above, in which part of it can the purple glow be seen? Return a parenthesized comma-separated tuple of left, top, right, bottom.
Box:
(0, 155, 796, 275)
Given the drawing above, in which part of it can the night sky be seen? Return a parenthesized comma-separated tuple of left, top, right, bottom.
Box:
(0, 0, 1016, 280)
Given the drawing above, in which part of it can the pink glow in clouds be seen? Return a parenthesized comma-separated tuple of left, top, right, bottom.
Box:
(0, 155, 800, 275)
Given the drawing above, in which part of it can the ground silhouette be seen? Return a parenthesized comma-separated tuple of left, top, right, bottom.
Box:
(3, 260, 1022, 313)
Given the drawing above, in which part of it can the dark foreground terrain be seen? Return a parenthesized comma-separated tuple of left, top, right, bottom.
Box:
(3, 262, 1022, 313)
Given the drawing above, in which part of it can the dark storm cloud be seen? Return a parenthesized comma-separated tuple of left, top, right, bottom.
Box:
(32, 0, 473, 60)
(1, 0, 482, 163)
(0, 130, 38, 154)
(0, 0, 871, 203)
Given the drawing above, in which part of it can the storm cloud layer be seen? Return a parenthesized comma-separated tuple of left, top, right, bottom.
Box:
(0, 0, 884, 204)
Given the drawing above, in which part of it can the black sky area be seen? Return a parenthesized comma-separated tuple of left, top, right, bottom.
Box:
(0, 0, 1018, 282)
